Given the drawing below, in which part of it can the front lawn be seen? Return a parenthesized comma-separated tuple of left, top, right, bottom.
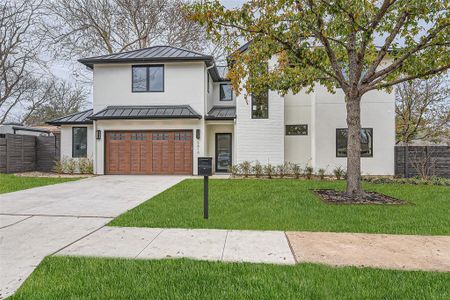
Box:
(110, 179, 450, 235)
(0, 174, 80, 194)
(11, 256, 450, 299)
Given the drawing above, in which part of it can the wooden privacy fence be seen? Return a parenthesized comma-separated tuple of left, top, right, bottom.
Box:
(395, 146, 450, 178)
(0, 133, 60, 173)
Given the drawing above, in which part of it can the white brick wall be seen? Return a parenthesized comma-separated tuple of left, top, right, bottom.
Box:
(235, 90, 284, 165)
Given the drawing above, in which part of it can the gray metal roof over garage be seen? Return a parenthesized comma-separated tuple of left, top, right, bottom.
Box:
(206, 106, 236, 120)
(90, 105, 202, 120)
(47, 109, 93, 125)
(79, 46, 214, 69)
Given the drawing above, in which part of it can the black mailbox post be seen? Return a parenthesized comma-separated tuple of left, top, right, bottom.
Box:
(198, 157, 212, 219)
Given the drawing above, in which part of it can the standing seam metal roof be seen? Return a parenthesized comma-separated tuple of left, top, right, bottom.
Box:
(206, 106, 236, 120)
(90, 105, 202, 120)
(46, 109, 93, 125)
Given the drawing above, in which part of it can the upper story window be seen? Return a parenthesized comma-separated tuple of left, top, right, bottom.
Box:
(220, 84, 233, 101)
(132, 65, 164, 92)
(336, 128, 373, 157)
(251, 91, 269, 119)
(72, 127, 87, 158)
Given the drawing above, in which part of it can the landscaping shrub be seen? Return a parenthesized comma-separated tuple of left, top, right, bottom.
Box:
(333, 166, 346, 180)
(317, 168, 326, 180)
(292, 164, 301, 179)
(53, 157, 67, 174)
(304, 166, 314, 179)
(78, 158, 94, 174)
(65, 158, 77, 174)
(264, 163, 275, 179)
(229, 165, 240, 177)
(252, 161, 263, 178)
(240, 161, 252, 178)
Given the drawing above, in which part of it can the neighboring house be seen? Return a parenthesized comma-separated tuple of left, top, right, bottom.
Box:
(0, 123, 53, 136)
(47, 45, 395, 175)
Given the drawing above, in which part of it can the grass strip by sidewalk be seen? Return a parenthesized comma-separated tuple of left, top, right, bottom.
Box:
(11, 256, 450, 299)
(110, 179, 450, 235)
(0, 174, 80, 194)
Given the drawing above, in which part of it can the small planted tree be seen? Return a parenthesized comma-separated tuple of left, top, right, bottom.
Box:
(189, 0, 450, 198)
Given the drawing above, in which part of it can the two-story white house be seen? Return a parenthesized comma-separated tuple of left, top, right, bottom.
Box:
(48, 45, 395, 175)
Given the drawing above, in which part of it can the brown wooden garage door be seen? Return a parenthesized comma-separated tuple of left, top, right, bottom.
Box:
(105, 131, 193, 175)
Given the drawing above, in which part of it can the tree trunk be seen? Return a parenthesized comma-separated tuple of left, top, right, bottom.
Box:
(345, 95, 364, 197)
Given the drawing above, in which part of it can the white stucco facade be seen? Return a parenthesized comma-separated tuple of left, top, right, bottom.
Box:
(56, 46, 395, 176)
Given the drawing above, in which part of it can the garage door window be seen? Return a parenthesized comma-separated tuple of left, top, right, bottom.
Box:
(72, 127, 87, 158)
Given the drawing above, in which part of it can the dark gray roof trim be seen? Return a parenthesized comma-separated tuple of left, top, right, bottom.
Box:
(79, 46, 214, 69)
(206, 106, 236, 120)
(47, 109, 93, 125)
(90, 105, 202, 120)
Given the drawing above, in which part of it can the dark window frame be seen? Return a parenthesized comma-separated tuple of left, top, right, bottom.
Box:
(215, 133, 232, 173)
(219, 83, 233, 101)
(251, 91, 269, 119)
(336, 128, 373, 158)
(285, 124, 308, 136)
(72, 127, 87, 158)
(132, 64, 164, 93)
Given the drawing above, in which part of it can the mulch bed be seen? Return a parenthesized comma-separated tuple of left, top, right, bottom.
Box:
(313, 189, 407, 205)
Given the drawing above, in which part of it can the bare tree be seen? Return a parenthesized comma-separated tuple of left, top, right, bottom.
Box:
(0, 0, 45, 123)
(45, 0, 214, 59)
(22, 79, 87, 126)
(396, 76, 450, 145)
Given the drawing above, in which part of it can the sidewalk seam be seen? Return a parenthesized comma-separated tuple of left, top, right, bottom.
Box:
(50, 223, 109, 256)
(284, 231, 298, 264)
(0, 215, 33, 229)
(134, 228, 165, 258)
(220, 230, 229, 261)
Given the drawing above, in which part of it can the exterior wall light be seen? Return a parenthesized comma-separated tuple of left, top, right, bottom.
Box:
(96, 130, 101, 140)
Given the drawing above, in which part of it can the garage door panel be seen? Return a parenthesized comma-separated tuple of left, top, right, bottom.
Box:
(105, 130, 192, 175)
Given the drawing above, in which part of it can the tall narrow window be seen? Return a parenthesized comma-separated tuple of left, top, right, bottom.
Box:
(220, 84, 233, 101)
(251, 91, 269, 119)
(336, 128, 373, 157)
(72, 127, 87, 158)
(132, 65, 164, 92)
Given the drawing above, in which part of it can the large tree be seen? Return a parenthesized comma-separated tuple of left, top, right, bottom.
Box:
(0, 0, 44, 123)
(189, 0, 450, 197)
(45, 0, 225, 59)
(396, 76, 449, 144)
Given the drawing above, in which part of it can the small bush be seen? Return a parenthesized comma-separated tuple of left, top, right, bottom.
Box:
(53, 157, 67, 174)
(317, 168, 326, 180)
(252, 161, 263, 178)
(304, 166, 314, 179)
(333, 166, 346, 180)
(291, 164, 301, 179)
(240, 161, 252, 178)
(229, 165, 239, 177)
(66, 158, 77, 174)
(79, 158, 94, 174)
(276, 164, 286, 178)
(264, 163, 275, 179)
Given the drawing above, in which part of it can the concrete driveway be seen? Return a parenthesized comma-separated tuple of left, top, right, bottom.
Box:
(0, 175, 186, 298)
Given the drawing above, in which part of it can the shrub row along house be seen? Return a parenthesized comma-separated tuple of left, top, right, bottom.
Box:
(48, 45, 395, 175)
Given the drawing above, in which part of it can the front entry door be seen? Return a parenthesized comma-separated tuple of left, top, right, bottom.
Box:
(215, 133, 232, 173)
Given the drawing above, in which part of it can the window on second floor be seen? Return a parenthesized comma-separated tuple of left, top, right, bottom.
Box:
(220, 84, 233, 101)
(251, 91, 269, 119)
(336, 128, 373, 157)
(132, 65, 164, 92)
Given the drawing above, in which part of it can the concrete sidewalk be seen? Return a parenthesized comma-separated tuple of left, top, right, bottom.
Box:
(57, 227, 296, 265)
(56, 227, 450, 273)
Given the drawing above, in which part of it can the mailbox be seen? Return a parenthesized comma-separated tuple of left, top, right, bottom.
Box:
(198, 157, 213, 176)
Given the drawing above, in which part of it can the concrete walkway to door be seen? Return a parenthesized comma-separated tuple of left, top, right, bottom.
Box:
(0, 175, 186, 298)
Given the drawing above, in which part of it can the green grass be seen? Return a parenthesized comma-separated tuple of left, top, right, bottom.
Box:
(11, 256, 450, 299)
(110, 179, 450, 235)
(0, 174, 80, 194)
